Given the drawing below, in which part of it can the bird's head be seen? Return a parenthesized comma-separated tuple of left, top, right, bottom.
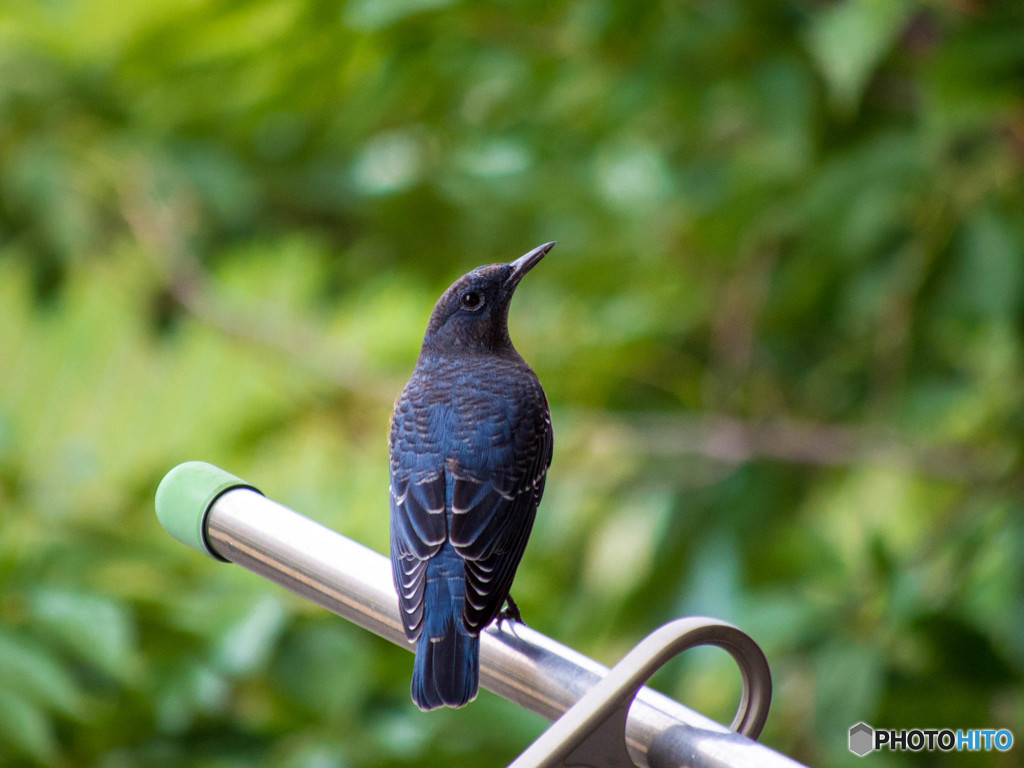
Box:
(421, 242, 555, 356)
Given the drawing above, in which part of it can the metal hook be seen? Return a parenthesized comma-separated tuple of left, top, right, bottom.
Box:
(509, 617, 772, 768)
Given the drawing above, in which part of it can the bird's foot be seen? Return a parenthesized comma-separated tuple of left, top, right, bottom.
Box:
(496, 595, 524, 627)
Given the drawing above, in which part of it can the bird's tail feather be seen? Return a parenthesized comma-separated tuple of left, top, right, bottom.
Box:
(411, 618, 479, 710)
(411, 553, 479, 710)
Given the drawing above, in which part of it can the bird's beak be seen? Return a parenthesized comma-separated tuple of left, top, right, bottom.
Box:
(506, 242, 556, 289)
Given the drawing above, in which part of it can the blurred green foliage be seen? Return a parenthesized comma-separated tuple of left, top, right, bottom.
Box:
(1, 0, 1023, 766)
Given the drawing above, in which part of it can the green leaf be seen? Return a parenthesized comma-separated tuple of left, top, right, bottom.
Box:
(805, 0, 912, 114)
(273, 622, 372, 721)
(813, 642, 884, 741)
(0, 630, 82, 716)
(0, 689, 57, 763)
(26, 589, 139, 682)
(954, 206, 1024, 320)
(153, 665, 229, 733)
(343, 0, 456, 31)
(214, 594, 287, 675)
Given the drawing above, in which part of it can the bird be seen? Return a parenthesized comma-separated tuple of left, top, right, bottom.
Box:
(388, 242, 555, 710)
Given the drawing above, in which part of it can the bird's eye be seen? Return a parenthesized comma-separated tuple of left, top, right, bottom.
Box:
(460, 291, 483, 310)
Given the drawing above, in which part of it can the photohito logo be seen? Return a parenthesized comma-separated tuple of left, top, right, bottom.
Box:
(849, 723, 1014, 756)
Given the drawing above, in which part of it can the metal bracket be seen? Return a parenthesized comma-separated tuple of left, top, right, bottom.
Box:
(510, 617, 773, 768)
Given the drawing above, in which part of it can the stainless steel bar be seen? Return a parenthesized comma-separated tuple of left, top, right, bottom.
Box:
(205, 488, 807, 768)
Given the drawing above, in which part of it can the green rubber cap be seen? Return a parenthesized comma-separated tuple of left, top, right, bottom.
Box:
(155, 461, 261, 561)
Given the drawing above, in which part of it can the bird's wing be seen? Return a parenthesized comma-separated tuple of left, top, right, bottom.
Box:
(389, 399, 448, 641)
(451, 403, 553, 634)
(390, 472, 446, 640)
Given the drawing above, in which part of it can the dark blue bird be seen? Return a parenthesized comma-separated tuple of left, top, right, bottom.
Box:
(389, 242, 555, 710)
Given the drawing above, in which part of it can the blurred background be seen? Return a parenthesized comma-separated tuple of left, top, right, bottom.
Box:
(1, 0, 1023, 766)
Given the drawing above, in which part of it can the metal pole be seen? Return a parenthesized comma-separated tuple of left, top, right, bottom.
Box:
(199, 486, 806, 768)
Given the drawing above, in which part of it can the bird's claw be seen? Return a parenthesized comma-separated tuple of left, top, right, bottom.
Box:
(496, 595, 524, 627)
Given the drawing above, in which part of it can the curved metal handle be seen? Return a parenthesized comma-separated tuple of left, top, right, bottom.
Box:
(511, 617, 772, 768)
(157, 466, 802, 767)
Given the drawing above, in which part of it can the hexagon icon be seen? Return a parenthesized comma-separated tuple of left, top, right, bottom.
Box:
(849, 722, 874, 757)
